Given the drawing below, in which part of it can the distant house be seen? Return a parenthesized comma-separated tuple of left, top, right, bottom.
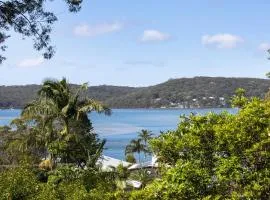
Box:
(97, 155, 131, 171)
(128, 155, 158, 170)
(97, 155, 158, 189)
(126, 180, 142, 189)
(97, 155, 158, 171)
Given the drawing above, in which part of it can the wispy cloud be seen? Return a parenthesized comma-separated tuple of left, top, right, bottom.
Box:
(17, 57, 44, 68)
(125, 60, 165, 67)
(140, 30, 171, 42)
(73, 22, 123, 37)
(202, 33, 243, 49)
(258, 42, 270, 51)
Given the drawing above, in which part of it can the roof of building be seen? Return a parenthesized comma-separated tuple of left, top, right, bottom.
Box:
(126, 180, 142, 188)
(128, 155, 158, 170)
(97, 155, 131, 171)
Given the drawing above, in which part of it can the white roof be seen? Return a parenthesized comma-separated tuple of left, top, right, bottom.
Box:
(128, 161, 157, 170)
(126, 180, 142, 188)
(128, 156, 158, 170)
(97, 155, 131, 171)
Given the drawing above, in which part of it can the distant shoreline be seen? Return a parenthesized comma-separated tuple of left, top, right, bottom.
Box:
(0, 107, 233, 111)
(1, 77, 269, 109)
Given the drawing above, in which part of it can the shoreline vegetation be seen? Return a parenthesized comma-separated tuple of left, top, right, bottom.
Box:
(1, 76, 269, 109)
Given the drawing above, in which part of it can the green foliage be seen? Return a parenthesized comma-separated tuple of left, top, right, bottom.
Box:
(231, 88, 249, 108)
(1, 78, 270, 199)
(0, 167, 39, 200)
(20, 78, 110, 166)
(129, 169, 153, 188)
(0, 118, 44, 165)
(144, 98, 270, 199)
(116, 164, 130, 181)
(0, 78, 122, 200)
(106, 77, 270, 108)
(125, 138, 146, 164)
(125, 153, 136, 163)
(0, 165, 126, 200)
(138, 129, 153, 158)
(0, 0, 82, 63)
(125, 129, 153, 165)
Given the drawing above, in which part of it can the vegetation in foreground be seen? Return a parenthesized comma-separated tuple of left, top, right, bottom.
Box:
(0, 78, 269, 199)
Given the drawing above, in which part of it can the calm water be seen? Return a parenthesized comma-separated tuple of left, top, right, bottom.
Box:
(0, 108, 237, 160)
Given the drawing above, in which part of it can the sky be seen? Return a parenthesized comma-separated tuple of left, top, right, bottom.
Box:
(1, 0, 270, 86)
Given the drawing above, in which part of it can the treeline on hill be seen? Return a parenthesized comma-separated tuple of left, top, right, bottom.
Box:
(1, 77, 270, 109)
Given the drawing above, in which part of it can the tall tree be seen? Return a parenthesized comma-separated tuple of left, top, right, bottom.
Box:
(138, 129, 153, 146)
(138, 129, 153, 158)
(125, 139, 146, 164)
(0, 0, 83, 63)
(21, 78, 111, 167)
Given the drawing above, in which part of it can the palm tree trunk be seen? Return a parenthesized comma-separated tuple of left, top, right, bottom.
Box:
(144, 141, 147, 161)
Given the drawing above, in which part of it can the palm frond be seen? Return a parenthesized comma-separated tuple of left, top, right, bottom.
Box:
(87, 139, 106, 168)
(77, 99, 111, 119)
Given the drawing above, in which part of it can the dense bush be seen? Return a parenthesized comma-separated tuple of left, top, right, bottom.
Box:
(0, 167, 39, 200)
(136, 97, 270, 199)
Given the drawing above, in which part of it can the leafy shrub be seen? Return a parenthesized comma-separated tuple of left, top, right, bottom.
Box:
(145, 98, 270, 199)
(0, 167, 39, 200)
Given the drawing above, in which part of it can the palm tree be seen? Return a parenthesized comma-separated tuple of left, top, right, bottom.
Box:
(32, 78, 111, 136)
(125, 139, 146, 164)
(138, 129, 153, 146)
(21, 78, 111, 166)
(138, 129, 153, 159)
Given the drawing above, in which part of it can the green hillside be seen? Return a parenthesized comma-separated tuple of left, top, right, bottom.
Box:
(0, 77, 269, 108)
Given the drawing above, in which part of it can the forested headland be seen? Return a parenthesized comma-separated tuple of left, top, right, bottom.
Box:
(1, 76, 270, 109)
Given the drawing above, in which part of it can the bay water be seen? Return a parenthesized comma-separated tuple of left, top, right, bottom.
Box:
(0, 108, 237, 160)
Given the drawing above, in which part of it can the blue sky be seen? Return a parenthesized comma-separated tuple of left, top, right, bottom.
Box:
(1, 0, 270, 86)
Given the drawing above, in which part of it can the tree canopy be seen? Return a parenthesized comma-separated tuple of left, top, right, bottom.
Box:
(132, 94, 270, 199)
(0, 0, 83, 63)
(0, 78, 111, 168)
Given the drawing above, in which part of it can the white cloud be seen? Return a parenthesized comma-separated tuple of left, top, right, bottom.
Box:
(202, 33, 243, 49)
(73, 22, 123, 37)
(258, 42, 270, 51)
(17, 57, 44, 68)
(140, 30, 171, 42)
